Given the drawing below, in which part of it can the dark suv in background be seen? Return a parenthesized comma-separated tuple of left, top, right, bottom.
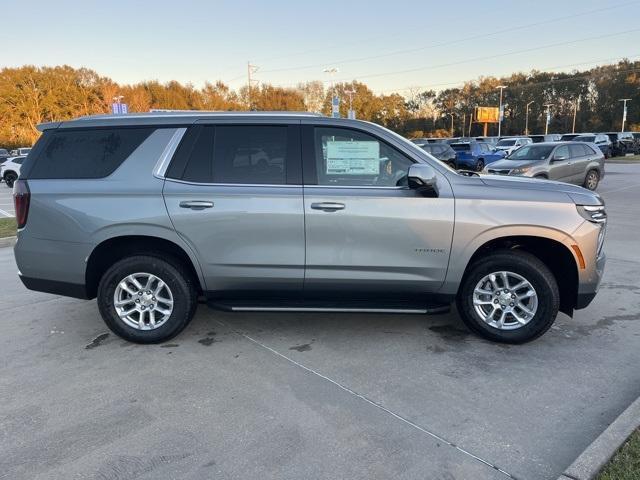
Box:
(418, 143, 457, 169)
(603, 132, 637, 156)
(574, 133, 613, 158)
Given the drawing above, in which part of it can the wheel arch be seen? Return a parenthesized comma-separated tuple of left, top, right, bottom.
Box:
(85, 235, 204, 299)
(456, 234, 579, 316)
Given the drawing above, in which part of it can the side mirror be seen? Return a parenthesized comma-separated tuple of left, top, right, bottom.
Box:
(408, 164, 438, 197)
(553, 154, 568, 161)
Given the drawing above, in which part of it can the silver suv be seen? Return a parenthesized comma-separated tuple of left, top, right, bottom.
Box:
(485, 142, 605, 190)
(13, 112, 606, 344)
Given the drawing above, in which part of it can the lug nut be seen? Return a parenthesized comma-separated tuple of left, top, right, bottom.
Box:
(510, 302, 515, 307)
(141, 306, 146, 310)
(135, 299, 140, 303)
(138, 291, 142, 295)
(511, 294, 516, 299)
(152, 297, 156, 301)
(494, 299, 499, 304)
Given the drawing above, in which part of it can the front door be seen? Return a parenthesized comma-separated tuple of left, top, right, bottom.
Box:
(301, 125, 455, 300)
(549, 144, 573, 182)
(163, 123, 305, 294)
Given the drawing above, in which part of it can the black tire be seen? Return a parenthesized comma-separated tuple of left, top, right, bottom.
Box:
(4, 172, 17, 188)
(583, 169, 599, 191)
(446, 161, 457, 170)
(97, 255, 197, 344)
(475, 159, 485, 172)
(456, 250, 559, 344)
(534, 174, 548, 180)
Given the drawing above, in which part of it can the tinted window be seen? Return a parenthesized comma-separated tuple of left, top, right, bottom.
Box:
(14, 157, 25, 165)
(28, 127, 154, 179)
(569, 144, 588, 157)
(169, 125, 288, 184)
(450, 143, 470, 152)
(313, 127, 413, 187)
(575, 136, 595, 142)
(497, 139, 516, 146)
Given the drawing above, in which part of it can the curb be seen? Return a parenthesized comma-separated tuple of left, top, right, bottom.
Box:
(558, 396, 640, 480)
(0, 236, 16, 248)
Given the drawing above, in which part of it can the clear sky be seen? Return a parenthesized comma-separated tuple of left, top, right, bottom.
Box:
(3, 0, 640, 94)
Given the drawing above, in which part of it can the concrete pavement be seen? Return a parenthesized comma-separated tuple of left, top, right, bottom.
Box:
(1, 164, 639, 480)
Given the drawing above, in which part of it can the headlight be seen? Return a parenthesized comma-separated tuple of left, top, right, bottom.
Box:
(577, 205, 607, 224)
(510, 166, 532, 175)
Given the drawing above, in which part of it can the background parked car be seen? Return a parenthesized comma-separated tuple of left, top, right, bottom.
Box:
(495, 137, 532, 155)
(0, 148, 11, 161)
(573, 133, 612, 158)
(559, 133, 582, 141)
(410, 137, 449, 145)
(474, 136, 499, 145)
(528, 134, 561, 143)
(10, 147, 31, 157)
(450, 141, 505, 171)
(419, 143, 458, 169)
(1, 156, 25, 187)
(602, 132, 637, 156)
(484, 142, 604, 190)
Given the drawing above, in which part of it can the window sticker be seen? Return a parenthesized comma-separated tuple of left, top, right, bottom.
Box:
(326, 141, 380, 175)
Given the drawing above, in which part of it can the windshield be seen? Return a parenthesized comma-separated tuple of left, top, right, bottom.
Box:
(496, 139, 516, 146)
(506, 145, 554, 160)
(575, 136, 595, 142)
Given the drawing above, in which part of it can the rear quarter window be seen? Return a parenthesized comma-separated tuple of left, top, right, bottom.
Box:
(25, 127, 155, 179)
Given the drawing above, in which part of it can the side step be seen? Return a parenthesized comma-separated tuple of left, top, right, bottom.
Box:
(206, 299, 450, 315)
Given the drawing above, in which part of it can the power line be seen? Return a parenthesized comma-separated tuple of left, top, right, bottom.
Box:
(255, 1, 639, 75)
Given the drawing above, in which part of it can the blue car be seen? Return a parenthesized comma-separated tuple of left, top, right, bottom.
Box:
(450, 141, 506, 171)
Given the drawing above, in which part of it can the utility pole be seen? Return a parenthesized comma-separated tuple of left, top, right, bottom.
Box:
(448, 113, 455, 137)
(619, 98, 631, 132)
(572, 96, 580, 134)
(524, 101, 534, 135)
(461, 113, 466, 138)
(496, 85, 507, 137)
(247, 62, 259, 110)
(543, 104, 554, 135)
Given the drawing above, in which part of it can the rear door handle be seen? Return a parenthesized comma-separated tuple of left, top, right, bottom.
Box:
(310, 202, 345, 211)
(179, 200, 214, 210)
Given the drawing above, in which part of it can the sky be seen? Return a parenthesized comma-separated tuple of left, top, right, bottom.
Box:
(3, 0, 640, 95)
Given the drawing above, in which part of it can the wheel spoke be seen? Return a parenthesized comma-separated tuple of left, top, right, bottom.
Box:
(517, 290, 535, 300)
(144, 274, 156, 291)
(128, 275, 143, 290)
(155, 296, 173, 306)
(489, 274, 499, 291)
(474, 287, 494, 296)
(512, 310, 528, 325)
(119, 282, 137, 296)
(517, 302, 535, 315)
(500, 272, 510, 289)
(155, 306, 171, 316)
(115, 298, 134, 307)
(118, 306, 137, 318)
(149, 310, 156, 326)
(154, 280, 166, 296)
(496, 309, 507, 328)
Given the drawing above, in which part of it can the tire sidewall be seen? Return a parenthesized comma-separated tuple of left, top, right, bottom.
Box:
(97, 256, 195, 344)
(457, 252, 559, 343)
(585, 170, 599, 190)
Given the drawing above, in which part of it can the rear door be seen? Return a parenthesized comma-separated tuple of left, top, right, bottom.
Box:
(301, 124, 454, 300)
(569, 143, 591, 184)
(163, 121, 305, 294)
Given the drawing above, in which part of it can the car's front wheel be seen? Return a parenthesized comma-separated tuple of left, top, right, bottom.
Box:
(97, 255, 197, 343)
(475, 159, 485, 172)
(456, 250, 559, 343)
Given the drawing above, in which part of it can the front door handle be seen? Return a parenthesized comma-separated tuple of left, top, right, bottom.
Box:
(179, 200, 214, 210)
(310, 202, 345, 211)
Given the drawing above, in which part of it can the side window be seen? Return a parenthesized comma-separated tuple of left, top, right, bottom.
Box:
(313, 127, 413, 187)
(213, 126, 287, 184)
(168, 125, 288, 185)
(555, 145, 570, 159)
(569, 144, 586, 158)
(28, 127, 155, 179)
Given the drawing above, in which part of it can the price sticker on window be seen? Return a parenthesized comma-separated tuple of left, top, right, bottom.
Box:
(326, 141, 380, 175)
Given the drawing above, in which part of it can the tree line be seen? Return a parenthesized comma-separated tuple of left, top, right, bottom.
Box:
(1, 59, 638, 148)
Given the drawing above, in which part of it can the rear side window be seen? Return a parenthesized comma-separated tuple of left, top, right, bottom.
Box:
(569, 144, 589, 157)
(27, 127, 154, 179)
(167, 125, 289, 185)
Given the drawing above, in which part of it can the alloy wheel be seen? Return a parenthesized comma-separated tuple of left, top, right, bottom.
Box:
(113, 272, 174, 330)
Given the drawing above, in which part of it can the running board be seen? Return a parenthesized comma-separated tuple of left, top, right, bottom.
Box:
(207, 300, 450, 315)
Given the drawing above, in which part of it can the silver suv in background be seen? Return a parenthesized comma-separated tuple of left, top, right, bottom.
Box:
(14, 112, 606, 344)
(485, 142, 605, 190)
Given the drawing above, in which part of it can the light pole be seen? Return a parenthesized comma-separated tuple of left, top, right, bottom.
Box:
(543, 104, 554, 135)
(619, 98, 631, 132)
(344, 89, 356, 119)
(496, 85, 507, 137)
(524, 101, 534, 135)
(323, 67, 339, 117)
(447, 112, 455, 137)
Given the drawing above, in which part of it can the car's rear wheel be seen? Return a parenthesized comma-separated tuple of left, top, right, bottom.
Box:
(97, 255, 197, 343)
(4, 172, 17, 188)
(456, 250, 559, 343)
(583, 169, 599, 191)
(475, 159, 485, 172)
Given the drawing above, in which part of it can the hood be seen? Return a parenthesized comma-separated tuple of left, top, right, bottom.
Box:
(479, 174, 603, 206)
(486, 159, 541, 169)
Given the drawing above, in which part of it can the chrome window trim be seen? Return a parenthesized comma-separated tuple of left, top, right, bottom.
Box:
(153, 127, 187, 179)
(164, 177, 301, 188)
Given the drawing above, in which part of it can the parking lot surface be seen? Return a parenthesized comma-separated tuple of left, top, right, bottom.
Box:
(1, 164, 639, 480)
(0, 182, 14, 217)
